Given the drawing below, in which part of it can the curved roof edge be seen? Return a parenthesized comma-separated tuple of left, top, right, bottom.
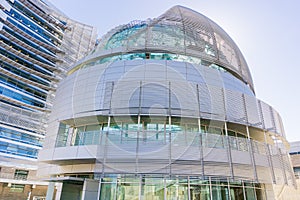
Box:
(70, 5, 255, 93)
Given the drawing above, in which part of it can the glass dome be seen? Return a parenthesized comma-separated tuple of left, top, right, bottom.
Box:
(79, 5, 254, 92)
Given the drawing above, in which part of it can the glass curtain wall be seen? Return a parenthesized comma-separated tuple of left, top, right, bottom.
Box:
(98, 176, 265, 200)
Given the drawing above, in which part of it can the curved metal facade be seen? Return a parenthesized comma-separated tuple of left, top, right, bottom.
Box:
(39, 5, 294, 200)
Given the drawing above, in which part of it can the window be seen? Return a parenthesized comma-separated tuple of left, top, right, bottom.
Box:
(33, 197, 46, 200)
(10, 184, 25, 192)
(55, 123, 69, 147)
(14, 169, 28, 180)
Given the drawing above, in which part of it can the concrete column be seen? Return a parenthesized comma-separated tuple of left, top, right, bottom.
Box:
(45, 182, 55, 200)
(55, 182, 63, 200)
(81, 179, 100, 200)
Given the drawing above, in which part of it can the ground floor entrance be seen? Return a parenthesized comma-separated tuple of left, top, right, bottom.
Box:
(46, 175, 267, 200)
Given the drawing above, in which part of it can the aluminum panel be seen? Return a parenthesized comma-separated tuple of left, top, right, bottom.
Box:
(272, 110, 285, 136)
(206, 85, 225, 120)
(244, 94, 262, 127)
(259, 101, 275, 131)
(226, 89, 246, 123)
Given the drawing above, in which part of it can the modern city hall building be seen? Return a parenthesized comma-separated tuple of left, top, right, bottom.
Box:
(39, 5, 295, 200)
(0, 0, 96, 199)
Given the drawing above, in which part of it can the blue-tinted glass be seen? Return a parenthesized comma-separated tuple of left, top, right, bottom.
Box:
(6, 8, 58, 45)
(6, 17, 54, 46)
(0, 86, 45, 108)
(0, 141, 38, 158)
(0, 35, 54, 66)
(3, 26, 56, 56)
(11, 0, 64, 35)
(0, 60, 50, 86)
(0, 47, 53, 76)
(105, 23, 146, 49)
(0, 74, 47, 100)
(0, 126, 42, 147)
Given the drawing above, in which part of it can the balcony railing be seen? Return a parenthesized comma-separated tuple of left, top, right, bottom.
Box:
(72, 130, 268, 154)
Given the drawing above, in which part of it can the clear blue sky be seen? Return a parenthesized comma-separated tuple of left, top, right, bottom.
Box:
(48, 0, 300, 142)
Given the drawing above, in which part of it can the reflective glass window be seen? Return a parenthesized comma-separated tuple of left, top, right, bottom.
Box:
(211, 185, 230, 200)
(230, 187, 245, 200)
(190, 184, 210, 200)
(55, 123, 69, 147)
(245, 187, 256, 200)
(14, 169, 28, 180)
(166, 179, 188, 200)
(0, 126, 42, 147)
(10, 184, 25, 193)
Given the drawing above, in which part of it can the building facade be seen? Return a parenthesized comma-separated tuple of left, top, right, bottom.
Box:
(0, 0, 96, 199)
(289, 141, 300, 178)
(39, 6, 295, 200)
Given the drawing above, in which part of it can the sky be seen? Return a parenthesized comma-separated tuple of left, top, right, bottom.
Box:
(48, 0, 300, 142)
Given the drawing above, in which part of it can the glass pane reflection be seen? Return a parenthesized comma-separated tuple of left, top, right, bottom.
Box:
(211, 185, 230, 200)
(190, 184, 210, 200)
(98, 176, 264, 200)
(116, 183, 140, 200)
(141, 178, 164, 200)
(100, 183, 116, 200)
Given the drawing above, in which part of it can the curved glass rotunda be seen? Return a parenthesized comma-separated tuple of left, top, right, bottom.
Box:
(39, 6, 295, 200)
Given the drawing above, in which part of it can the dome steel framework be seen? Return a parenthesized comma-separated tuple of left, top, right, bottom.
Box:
(73, 5, 253, 92)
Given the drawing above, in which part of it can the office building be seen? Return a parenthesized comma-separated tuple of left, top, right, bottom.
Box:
(0, 0, 96, 199)
(39, 5, 295, 199)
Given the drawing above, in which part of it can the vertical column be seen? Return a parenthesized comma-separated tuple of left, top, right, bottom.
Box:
(264, 132, 276, 184)
(96, 178, 102, 200)
(227, 178, 232, 200)
(224, 122, 234, 179)
(246, 126, 258, 182)
(197, 85, 204, 177)
(45, 182, 55, 200)
(187, 176, 191, 200)
(196, 85, 201, 131)
(102, 116, 111, 175)
(168, 115, 172, 175)
(222, 88, 235, 180)
(164, 122, 167, 144)
(54, 182, 63, 200)
(199, 118, 204, 178)
(102, 81, 114, 175)
(120, 122, 123, 143)
(136, 114, 141, 173)
(136, 81, 142, 173)
(242, 181, 246, 200)
(164, 177, 167, 200)
(168, 81, 172, 175)
(139, 175, 143, 200)
(209, 177, 213, 200)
